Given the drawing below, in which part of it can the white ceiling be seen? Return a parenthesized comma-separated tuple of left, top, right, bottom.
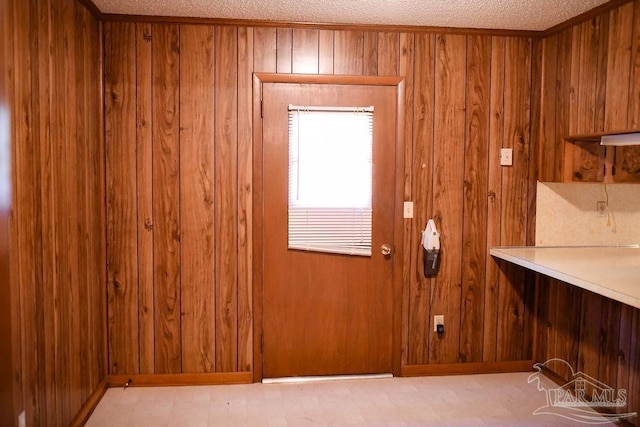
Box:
(92, 0, 611, 31)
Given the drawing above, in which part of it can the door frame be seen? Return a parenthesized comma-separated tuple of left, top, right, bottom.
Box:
(252, 73, 406, 382)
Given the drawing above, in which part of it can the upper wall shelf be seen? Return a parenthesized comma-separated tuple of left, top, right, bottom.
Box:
(563, 130, 640, 183)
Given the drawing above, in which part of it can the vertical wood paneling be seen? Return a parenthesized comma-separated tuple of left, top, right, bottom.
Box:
(136, 22, 155, 374)
(334, 30, 364, 75)
(496, 37, 531, 361)
(179, 25, 215, 373)
(14, 0, 47, 422)
(630, 0, 640, 128)
(377, 32, 399, 76)
(276, 28, 292, 73)
(214, 26, 239, 372)
(576, 19, 601, 134)
(577, 293, 603, 377)
(568, 25, 581, 136)
(460, 35, 490, 363)
(599, 299, 621, 389)
(538, 35, 558, 182)
(555, 29, 573, 180)
(152, 23, 181, 374)
(105, 21, 139, 375)
(7, 0, 104, 423)
(537, 6, 640, 424)
(552, 282, 582, 378)
(604, 1, 634, 131)
(407, 33, 432, 365)
(399, 32, 415, 366)
(292, 29, 318, 74)
(363, 31, 378, 76)
(430, 34, 466, 364)
(237, 26, 254, 372)
(318, 30, 334, 74)
(2, 0, 24, 421)
(103, 22, 542, 383)
(253, 27, 277, 73)
(628, 310, 640, 419)
(482, 37, 505, 362)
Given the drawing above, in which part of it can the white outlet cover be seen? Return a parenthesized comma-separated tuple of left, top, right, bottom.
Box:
(434, 315, 444, 332)
(19, 411, 26, 427)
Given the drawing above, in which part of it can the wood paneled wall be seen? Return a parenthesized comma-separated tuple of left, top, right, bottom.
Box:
(2, 0, 105, 425)
(536, 0, 640, 422)
(104, 23, 537, 375)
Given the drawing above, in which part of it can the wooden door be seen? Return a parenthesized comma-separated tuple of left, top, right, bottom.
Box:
(260, 79, 399, 378)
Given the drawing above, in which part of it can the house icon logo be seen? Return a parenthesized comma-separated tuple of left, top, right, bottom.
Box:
(528, 358, 637, 424)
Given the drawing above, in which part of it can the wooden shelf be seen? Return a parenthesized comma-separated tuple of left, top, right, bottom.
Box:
(562, 131, 640, 183)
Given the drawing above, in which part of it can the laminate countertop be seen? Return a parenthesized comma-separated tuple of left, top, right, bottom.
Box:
(490, 246, 640, 310)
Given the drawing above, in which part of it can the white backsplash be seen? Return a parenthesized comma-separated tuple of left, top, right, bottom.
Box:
(535, 182, 640, 246)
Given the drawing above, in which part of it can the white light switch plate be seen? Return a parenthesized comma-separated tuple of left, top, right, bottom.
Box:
(403, 201, 414, 218)
(500, 148, 513, 166)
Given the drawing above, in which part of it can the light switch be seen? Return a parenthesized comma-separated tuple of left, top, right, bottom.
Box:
(403, 201, 414, 218)
(500, 148, 513, 166)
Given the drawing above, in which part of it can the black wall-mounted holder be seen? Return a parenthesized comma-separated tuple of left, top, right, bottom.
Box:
(423, 247, 441, 277)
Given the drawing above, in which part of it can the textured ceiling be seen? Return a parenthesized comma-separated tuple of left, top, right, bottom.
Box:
(92, 0, 610, 31)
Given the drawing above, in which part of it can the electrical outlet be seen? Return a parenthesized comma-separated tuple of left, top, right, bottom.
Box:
(403, 201, 414, 219)
(19, 411, 25, 427)
(597, 201, 607, 218)
(434, 315, 444, 332)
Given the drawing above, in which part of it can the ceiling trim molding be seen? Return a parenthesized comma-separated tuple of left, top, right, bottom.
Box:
(542, 0, 633, 36)
(76, 0, 104, 19)
(78, 0, 629, 38)
(99, 13, 544, 38)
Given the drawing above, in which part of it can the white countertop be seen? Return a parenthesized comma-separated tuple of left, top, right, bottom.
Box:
(490, 246, 640, 310)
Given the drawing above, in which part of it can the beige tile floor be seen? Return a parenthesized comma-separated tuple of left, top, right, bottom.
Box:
(86, 372, 620, 426)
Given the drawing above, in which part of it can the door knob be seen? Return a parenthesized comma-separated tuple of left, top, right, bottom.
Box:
(381, 244, 392, 256)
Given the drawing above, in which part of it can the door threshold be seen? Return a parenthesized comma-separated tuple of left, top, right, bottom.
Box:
(262, 373, 393, 384)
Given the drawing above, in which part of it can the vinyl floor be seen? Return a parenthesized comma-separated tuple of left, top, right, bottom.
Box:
(86, 372, 624, 426)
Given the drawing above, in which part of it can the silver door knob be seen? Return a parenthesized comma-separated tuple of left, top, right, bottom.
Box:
(381, 244, 392, 256)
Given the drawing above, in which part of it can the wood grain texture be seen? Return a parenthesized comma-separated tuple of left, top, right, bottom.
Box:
(377, 32, 399, 76)
(630, 0, 640, 128)
(136, 22, 155, 375)
(253, 27, 277, 73)
(577, 292, 603, 378)
(105, 21, 140, 375)
(1, 0, 22, 422)
(318, 30, 334, 74)
(496, 37, 531, 362)
(237, 26, 254, 372)
(292, 29, 318, 74)
(460, 35, 490, 363)
(363, 31, 378, 76)
(334, 30, 364, 75)
(179, 25, 216, 373)
(482, 36, 505, 363)
(276, 28, 292, 73)
(214, 26, 239, 373)
(152, 23, 182, 374)
(398, 32, 414, 367)
(5, 0, 105, 424)
(536, 6, 640, 422)
(407, 33, 432, 365)
(429, 34, 466, 364)
(604, 1, 634, 131)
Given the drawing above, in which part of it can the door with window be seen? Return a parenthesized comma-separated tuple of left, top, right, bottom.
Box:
(259, 77, 401, 379)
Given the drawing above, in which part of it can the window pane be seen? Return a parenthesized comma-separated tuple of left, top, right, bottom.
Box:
(288, 106, 373, 256)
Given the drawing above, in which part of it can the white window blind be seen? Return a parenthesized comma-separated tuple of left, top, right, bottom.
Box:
(288, 105, 374, 256)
